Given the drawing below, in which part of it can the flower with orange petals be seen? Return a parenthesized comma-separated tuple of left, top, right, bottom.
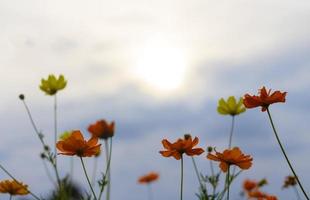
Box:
(88, 120, 115, 140)
(0, 180, 29, 196)
(243, 86, 287, 112)
(243, 179, 257, 192)
(266, 196, 278, 200)
(56, 130, 101, 157)
(159, 135, 204, 160)
(248, 190, 268, 199)
(138, 172, 159, 184)
(207, 147, 253, 172)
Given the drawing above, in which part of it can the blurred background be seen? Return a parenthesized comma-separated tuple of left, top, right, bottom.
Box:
(1, 0, 310, 199)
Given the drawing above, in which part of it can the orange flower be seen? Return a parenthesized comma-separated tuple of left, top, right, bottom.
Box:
(138, 172, 159, 184)
(0, 180, 29, 195)
(56, 130, 101, 157)
(159, 135, 204, 160)
(88, 120, 115, 140)
(243, 179, 257, 192)
(266, 196, 278, 200)
(248, 190, 268, 199)
(243, 86, 287, 112)
(207, 147, 253, 172)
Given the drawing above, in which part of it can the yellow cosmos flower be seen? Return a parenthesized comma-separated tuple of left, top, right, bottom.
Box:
(217, 96, 246, 116)
(39, 74, 67, 95)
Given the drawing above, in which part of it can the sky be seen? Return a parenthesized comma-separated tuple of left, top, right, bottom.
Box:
(1, 0, 310, 199)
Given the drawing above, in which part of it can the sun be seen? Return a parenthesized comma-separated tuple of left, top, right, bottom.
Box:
(131, 38, 188, 92)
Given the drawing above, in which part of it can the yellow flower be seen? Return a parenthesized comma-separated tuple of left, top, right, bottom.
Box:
(0, 180, 29, 196)
(217, 96, 246, 116)
(39, 74, 67, 95)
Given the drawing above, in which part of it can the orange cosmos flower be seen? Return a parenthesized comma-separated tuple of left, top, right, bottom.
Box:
(0, 180, 29, 195)
(56, 130, 101, 157)
(88, 120, 115, 140)
(265, 196, 278, 200)
(207, 147, 253, 172)
(138, 172, 159, 184)
(243, 86, 287, 112)
(159, 135, 204, 160)
(243, 179, 257, 192)
(248, 190, 268, 199)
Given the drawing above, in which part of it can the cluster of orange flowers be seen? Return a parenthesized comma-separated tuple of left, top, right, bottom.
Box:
(243, 179, 278, 200)
(56, 120, 115, 157)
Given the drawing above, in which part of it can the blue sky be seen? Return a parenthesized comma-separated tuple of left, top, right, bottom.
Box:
(1, 0, 310, 199)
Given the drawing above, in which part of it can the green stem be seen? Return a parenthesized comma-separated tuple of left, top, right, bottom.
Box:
(226, 167, 230, 200)
(217, 170, 242, 200)
(98, 138, 113, 200)
(54, 95, 58, 167)
(0, 164, 41, 200)
(105, 139, 111, 200)
(191, 157, 208, 196)
(80, 157, 97, 200)
(91, 157, 98, 186)
(70, 157, 74, 180)
(267, 108, 309, 200)
(42, 160, 55, 185)
(228, 116, 235, 149)
(21, 99, 61, 186)
(180, 156, 184, 200)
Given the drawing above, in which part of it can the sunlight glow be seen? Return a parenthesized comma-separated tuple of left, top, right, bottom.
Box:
(132, 39, 188, 92)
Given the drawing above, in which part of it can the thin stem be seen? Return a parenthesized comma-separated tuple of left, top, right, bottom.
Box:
(147, 183, 153, 200)
(42, 160, 55, 185)
(105, 139, 111, 200)
(209, 161, 217, 197)
(9, 195, 12, 200)
(91, 157, 98, 186)
(293, 186, 302, 200)
(191, 157, 208, 196)
(0, 164, 41, 200)
(54, 95, 58, 167)
(217, 170, 242, 200)
(226, 167, 230, 200)
(98, 138, 113, 200)
(21, 99, 45, 146)
(228, 116, 235, 149)
(80, 157, 97, 200)
(267, 108, 309, 200)
(21, 99, 61, 186)
(180, 156, 184, 200)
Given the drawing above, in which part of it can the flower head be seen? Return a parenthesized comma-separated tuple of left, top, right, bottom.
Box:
(159, 135, 204, 160)
(282, 175, 297, 188)
(243, 87, 287, 112)
(207, 147, 253, 172)
(243, 179, 257, 192)
(39, 74, 67, 95)
(138, 172, 159, 184)
(0, 180, 29, 196)
(217, 96, 246, 116)
(88, 120, 115, 140)
(56, 130, 101, 157)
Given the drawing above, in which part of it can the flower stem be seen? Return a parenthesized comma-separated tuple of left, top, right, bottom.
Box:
(0, 164, 41, 200)
(54, 95, 58, 166)
(266, 108, 309, 200)
(226, 167, 230, 200)
(105, 139, 111, 200)
(98, 138, 113, 200)
(9, 195, 12, 200)
(80, 157, 97, 200)
(91, 157, 98, 186)
(191, 157, 208, 196)
(180, 156, 184, 200)
(228, 116, 235, 149)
